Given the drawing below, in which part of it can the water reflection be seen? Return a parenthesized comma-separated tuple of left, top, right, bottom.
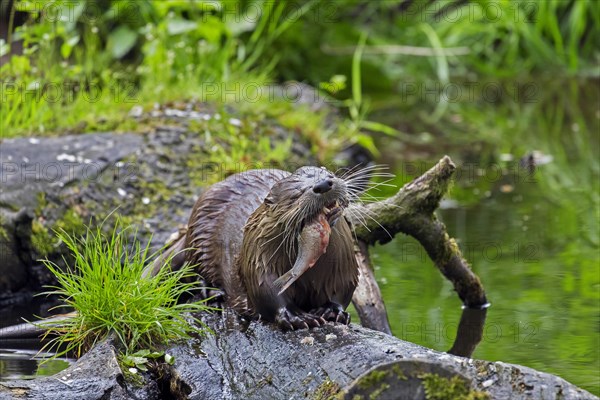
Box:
(0, 341, 73, 380)
(448, 307, 488, 358)
(0, 297, 73, 380)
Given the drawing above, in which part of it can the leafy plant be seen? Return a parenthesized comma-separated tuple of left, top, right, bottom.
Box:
(120, 349, 174, 373)
(39, 218, 213, 358)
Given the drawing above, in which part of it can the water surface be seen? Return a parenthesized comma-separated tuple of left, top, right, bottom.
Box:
(0, 298, 74, 380)
(371, 78, 599, 395)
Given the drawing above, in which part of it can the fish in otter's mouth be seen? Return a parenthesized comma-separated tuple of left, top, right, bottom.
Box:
(322, 200, 344, 225)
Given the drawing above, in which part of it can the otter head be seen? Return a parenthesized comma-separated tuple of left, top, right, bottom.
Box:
(264, 166, 349, 231)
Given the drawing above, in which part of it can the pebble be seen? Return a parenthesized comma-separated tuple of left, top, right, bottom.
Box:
(129, 105, 144, 118)
(482, 379, 494, 388)
(57, 153, 77, 162)
(300, 336, 314, 345)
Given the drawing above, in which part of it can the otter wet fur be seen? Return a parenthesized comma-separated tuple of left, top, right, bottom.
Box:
(149, 165, 387, 330)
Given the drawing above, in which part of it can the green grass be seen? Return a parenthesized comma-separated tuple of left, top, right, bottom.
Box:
(39, 218, 212, 358)
(0, 0, 314, 137)
(3, 0, 597, 140)
(1, 0, 597, 185)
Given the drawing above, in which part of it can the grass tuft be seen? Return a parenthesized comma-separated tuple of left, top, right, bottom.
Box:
(39, 218, 212, 358)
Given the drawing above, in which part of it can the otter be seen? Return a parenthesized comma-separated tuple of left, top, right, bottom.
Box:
(149, 166, 360, 330)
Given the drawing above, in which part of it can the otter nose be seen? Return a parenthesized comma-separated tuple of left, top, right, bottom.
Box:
(312, 179, 333, 194)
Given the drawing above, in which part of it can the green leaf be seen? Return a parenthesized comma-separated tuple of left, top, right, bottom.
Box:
(320, 74, 347, 95)
(146, 351, 164, 359)
(131, 349, 150, 357)
(352, 32, 368, 107)
(135, 362, 148, 372)
(0, 39, 8, 58)
(128, 356, 148, 366)
(107, 26, 138, 59)
(167, 19, 198, 36)
(355, 133, 380, 157)
(361, 120, 402, 137)
(60, 35, 80, 59)
(165, 353, 175, 365)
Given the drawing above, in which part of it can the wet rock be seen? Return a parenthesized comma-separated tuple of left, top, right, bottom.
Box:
(0, 208, 32, 297)
(0, 133, 143, 297)
(0, 115, 317, 304)
(0, 340, 160, 400)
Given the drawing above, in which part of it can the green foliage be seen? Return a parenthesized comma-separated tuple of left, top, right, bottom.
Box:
(1, 0, 314, 137)
(3, 0, 597, 165)
(120, 349, 169, 372)
(277, 0, 599, 82)
(39, 218, 212, 358)
(273, 0, 599, 133)
(31, 219, 55, 256)
(338, 33, 408, 156)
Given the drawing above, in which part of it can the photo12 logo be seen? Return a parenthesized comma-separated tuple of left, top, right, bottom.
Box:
(0, 79, 138, 104)
(1, 160, 138, 185)
(397, 81, 539, 104)
(396, 2, 538, 23)
(17, 1, 141, 24)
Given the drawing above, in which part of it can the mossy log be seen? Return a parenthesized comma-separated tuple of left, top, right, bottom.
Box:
(0, 313, 594, 400)
(349, 156, 488, 335)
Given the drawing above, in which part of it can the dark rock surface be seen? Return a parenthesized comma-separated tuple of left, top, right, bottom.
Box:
(0, 133, 144, 299)
(0, 313, 596, 399)
(0, 340, 159, 400)
(0, 117, 316, 305)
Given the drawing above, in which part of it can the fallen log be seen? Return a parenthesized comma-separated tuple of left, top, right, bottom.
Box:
(0, 313, 594, 400)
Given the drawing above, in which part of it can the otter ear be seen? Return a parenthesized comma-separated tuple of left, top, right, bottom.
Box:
(264, 194, 274, 205)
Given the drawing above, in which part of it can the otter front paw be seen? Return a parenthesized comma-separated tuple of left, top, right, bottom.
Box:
(275, 308, 326, 331)
(310, 302, 351, 325)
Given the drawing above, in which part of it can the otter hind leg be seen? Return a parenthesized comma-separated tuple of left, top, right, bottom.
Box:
(275, 305, 326, 331)
(310, 301, 351, 325)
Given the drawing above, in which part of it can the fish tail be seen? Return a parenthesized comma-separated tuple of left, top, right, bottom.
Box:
(273, 270, 295, 295)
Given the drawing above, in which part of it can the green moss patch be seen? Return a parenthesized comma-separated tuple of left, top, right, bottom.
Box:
(420, 374, 489, 400)
(312, 378, 341, 400)
(31, 219, 55, 256)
